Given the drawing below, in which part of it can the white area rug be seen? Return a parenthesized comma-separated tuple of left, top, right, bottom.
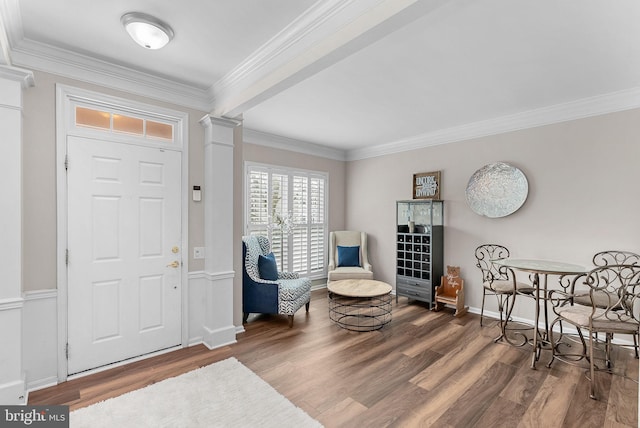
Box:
(71, 357, 322, 428)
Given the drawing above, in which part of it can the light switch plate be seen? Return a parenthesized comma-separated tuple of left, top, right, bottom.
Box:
(193, 247, 205, 259)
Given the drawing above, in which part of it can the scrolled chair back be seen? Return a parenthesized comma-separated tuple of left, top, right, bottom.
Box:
(584, 264, 640, 323)
(475, 244, 511, 283)
(560, 251, 640, 296)
(592, 250, 640, 268)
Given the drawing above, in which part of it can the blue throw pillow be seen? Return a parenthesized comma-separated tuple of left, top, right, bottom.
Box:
(258, 253, 279, 280)
(337, 245, 360, 267)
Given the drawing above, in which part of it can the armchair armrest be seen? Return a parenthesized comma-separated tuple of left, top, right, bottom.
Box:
(363, 262, 372, 272)
(278, 271, 299, 280)
(328, 260, 336, 271)
(252, 277, 279, 285)
(242, 277, 279, 314)
(547, 289, 577, 309)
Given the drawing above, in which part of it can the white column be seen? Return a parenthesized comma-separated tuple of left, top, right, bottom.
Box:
(0, 65, 34, 404)
(199, 115, 241, 349)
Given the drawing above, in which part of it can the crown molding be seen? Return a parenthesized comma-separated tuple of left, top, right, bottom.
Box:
(0, 0, 21, 66)
(10, 39, 212, 111)
(0, 14, 11, 65)
(346, 87, 640, 161)
(0, 0, 211, 109)
(215, 0, 353, 92)
(243, 128, 347, 161)
(0, 64, 33, 87)
(3, 0, 638, 162)
(211, 0, 354, 115)
(200, 115, 243, 129)
(244, 87, 640, 162)
(211, 0, 439, 118)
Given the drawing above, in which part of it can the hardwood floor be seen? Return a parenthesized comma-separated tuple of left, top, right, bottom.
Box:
(29, 289, 638, 427)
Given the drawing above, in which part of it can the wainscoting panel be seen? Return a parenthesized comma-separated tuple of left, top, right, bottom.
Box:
(0, 298, 25, 404)
(22, 290, 58, 392)
(23, 272, 238, 392)
(189, 270, 237, 350)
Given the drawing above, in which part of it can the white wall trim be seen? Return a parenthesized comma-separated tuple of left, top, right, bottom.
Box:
(0, 65, 31, 405)
(0, 64, 34, 87)
(22, 289, 57, 392)
(211, 0, 445, 118)
(188, 270, 235, 281)
(187, 270, 237, 349)
(243, 128, 346, 161)
(0, 297, 24, 310)
(10, 39, 211, 111)
(241, 86, 640, 162)
(195, 273, 237, 350)
(462, 305, 635, 347)
(202, 326, 237, 350)
(212, 0, 356, 99)
(199, 116, 238, 350)
(21, 284, 634, 389)
(346, 86, 640, 161)
(3, 0, 640, 164)
(0, 378, 26, 405)
(23, 289, 57, 301)
(23, 268, 240, 391)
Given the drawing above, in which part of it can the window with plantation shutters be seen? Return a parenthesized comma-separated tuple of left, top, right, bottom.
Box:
(245, 163, 328, 279)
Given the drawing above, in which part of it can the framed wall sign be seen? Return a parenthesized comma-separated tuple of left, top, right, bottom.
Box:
(413, 171, 441, 199)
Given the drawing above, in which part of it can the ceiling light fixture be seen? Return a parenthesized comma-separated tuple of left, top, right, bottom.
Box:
(121, 12, 174, 50)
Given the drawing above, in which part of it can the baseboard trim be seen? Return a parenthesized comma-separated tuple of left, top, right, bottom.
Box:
(26, 376, 59, 393)
(202, 325, 237, 350)
(0, 377, 27, 405)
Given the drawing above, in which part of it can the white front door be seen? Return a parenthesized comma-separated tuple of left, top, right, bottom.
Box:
(66, 136, 182, 375)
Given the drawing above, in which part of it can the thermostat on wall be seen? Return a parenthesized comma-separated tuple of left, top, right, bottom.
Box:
(193, 185, 201, 202)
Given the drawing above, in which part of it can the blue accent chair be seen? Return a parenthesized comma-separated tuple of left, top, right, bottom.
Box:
(242, 235, 311, 327)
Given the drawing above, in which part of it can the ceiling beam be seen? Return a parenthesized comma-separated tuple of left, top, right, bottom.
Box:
(0, 0, 15, 65)
(211, 0, 453, 118)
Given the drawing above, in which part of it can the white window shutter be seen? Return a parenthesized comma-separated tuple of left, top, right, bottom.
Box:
(245, 164, 327, 278)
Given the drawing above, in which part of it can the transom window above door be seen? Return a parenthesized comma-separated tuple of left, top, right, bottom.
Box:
(74, 106, 175, 142)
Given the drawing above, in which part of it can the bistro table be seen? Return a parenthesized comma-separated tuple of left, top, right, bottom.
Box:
(491, 258, 586, 369)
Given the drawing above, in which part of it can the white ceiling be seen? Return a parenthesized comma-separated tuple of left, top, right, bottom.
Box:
(2, 0, 640, 160)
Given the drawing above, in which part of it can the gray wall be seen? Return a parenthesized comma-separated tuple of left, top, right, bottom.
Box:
(345, 108, 640, 319)
(22, 70, 208, 291)
(242, 142, 347, 233)
(20, 69, 640, 324)
(20, 70, 347, 328)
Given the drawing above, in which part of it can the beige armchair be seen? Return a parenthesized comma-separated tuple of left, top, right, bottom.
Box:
(327, 231, 373, 283)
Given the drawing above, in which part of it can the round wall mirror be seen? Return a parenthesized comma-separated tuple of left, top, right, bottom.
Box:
(465, 162, 528, 218)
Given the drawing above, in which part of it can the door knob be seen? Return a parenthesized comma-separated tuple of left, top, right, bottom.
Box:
(166, 261, 180, 268)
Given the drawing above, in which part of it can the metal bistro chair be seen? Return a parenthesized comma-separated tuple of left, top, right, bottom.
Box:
(548, 264, 640, 399)
(572, 251, 640, 358)
(475, 244, 535, 343)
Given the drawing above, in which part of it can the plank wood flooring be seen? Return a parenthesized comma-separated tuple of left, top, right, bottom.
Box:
(29, 289, 638, 427)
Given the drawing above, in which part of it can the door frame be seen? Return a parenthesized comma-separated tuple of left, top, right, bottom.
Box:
(55, 85, 190, 381)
